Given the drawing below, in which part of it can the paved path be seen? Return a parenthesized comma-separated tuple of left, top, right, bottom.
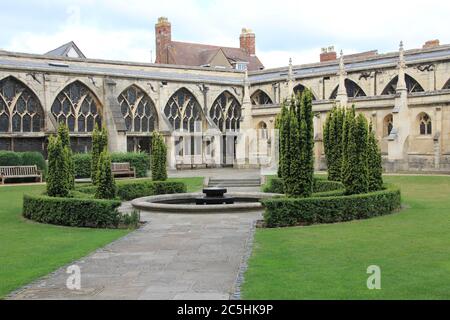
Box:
(10, 206, 262, 300)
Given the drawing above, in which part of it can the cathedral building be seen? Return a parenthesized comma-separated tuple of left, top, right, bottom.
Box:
(0, 17, 449, 172)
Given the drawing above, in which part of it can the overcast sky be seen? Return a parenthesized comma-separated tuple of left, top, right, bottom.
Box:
(1, 0, 449, 68)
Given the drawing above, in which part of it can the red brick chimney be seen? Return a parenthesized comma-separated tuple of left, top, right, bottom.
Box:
(320, 46, 337, 62)
(155, 17, 171, 64)
(240, 28, 255, 55)
(423, 39, 440, 49)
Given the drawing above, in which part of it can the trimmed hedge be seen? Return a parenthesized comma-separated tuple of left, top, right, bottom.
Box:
(262, 184, 401, 228)
(0, 151, 46, 172)
(72, 152, 151, 178)
(77, 180, 187, 201)
(23, 194, 121, 228)
(263, 177, 343, 194)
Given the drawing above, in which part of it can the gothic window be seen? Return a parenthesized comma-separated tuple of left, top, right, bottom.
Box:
(0, 76, 44, 133)
(210, 91, 241, 132)
(381, 74, 425, 95)
(51, 81, 101, 132)
(164, 88, 203, 132)
(330, 79, 367, 99)
(418, 113, 432, 135)
(251, 90, 273, 105)
(293, 84, 316, 100)
(384, 114, 393, 136)
(257, 121, 268, 139)
(118, 85, 158, 133)
(443, 78, 450, 90)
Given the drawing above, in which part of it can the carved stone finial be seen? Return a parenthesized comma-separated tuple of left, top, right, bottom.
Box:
(289, 57, 292, 66)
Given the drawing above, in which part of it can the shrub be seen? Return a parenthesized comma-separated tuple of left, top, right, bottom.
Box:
(23, 194, 121, 228)
(46, 135, 70, 197)
(262, 184, 401, 228)
(19, 152, 47, 172)
(73, 153, 91, 178)
(151, 132, 167, 181)
(263, 177, 343, 194)
(58, 123, 75, 189)
(120, 209, 140, 229)
(342, 113, 369, 195)
(368, 122, 384, 191)
(72, 152, 150, 179)
(0, 151, 21, 166)
(77, 180, 186, 201)
(95, 150, 116, 199)
(323, 106, 346, 181)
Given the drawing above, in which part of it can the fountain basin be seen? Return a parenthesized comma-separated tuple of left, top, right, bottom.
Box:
(131, 192, 281, 214)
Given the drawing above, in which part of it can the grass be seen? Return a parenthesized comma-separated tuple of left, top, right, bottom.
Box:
(243, 175, 450, 299)
(0, 176, 203, 299)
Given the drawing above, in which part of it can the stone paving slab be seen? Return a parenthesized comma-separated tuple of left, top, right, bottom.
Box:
(8, 210, 261, 300)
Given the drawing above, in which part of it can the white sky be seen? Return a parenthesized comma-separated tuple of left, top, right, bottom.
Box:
(1, 0, 449, 68)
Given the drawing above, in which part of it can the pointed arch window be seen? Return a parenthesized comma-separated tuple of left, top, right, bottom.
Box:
(330, 79, 367, 99)
(381, 74, 424, 95)
(118, 86, 158, 133)
(418, 113, 432, 135)
(251, 90, 273, 105)
(164, 88, 203, 132)
(0, 76, 44, 133)
(51, 81, 101, 132)
(293, 84, 316, 100)
(210, 91, 241, 132)
(443, 78, 450, 90)
(384, 114, 393, 137)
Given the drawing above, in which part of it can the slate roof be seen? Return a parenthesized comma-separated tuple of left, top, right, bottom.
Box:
(45, 41, 86, 59)
(166, 41, 264, 71)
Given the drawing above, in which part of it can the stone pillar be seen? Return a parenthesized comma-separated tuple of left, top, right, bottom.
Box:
(236, 71, 253, 167)
(388, 42, 409, 166)
(287, 58, 294, 99)
(103, 78, 127, 152)
(336, 50, 348, 105)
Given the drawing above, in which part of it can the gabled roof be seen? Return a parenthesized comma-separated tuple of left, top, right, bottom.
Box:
(45, 41, 86, 59)
(166, 41, 264, 71)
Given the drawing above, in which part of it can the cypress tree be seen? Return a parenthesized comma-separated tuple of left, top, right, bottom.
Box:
(57, 124, 75, 189)
(298, 89, 314, 197)
(343, 113, 369, 195)
(276, 102, 288, 178)
(46, 135, 70, 197)
(286, 111, 302, 196)
(151, 132, 168, 181)
(281, 102, 292, 192)
(367, 121, 384, 191)
(91, 125, 108, 185)
(341, 106, 355, 182)
(95, 150, 116, 199)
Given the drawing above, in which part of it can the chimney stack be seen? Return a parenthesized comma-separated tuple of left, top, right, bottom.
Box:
(240, 28, 256, 55)
(320, 46, 337, 62)
(155, 17, 171, 64)
(423, 39, 440, 49)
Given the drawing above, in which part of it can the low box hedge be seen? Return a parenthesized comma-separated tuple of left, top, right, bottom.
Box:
(72, 152, 151, 178)
(77, 180, 187, 201)
(23, 194, 121, 228)
(0, 151, 47, 171)
(263, 177, 344, 194)
(262, 184, 401, 228)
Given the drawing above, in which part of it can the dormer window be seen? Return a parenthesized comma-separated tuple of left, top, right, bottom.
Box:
(235, 62, 248, 71)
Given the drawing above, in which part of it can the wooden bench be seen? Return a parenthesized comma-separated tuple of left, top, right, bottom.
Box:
(111, 162, 136, 178)
(0, 165, 43, 184)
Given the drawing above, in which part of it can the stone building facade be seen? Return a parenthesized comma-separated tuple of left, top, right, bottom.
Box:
(0, 37, 449, 172)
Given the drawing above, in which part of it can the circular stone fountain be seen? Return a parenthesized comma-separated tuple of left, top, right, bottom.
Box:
(131, 188, 281, 214)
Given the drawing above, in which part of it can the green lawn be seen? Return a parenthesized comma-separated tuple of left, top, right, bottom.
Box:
(243, 175, 450, 299)
(0, 176, 203, 299)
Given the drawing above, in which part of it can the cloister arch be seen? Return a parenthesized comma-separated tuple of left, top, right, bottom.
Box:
(119, 85, 158, 133)
(164, 87, 204, 132)
(51, 80, 102, 133)
(0, 76, 44, 133)
(381, 74, 424, 95)
(293, 84, 317, 100)
(329, 79, 367, 99)
(251, 89, 273, 105)
(209, 91, 241, 132)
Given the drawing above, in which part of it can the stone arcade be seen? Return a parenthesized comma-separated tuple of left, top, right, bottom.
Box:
(0, 18, 449, 172)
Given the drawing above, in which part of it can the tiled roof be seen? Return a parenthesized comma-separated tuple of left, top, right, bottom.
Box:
(167, 41, 264, 71)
